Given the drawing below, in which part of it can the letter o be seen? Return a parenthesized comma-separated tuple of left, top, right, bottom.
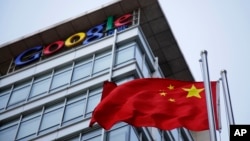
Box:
(65, 32, 86, 48)
(43, 40, 64, 56)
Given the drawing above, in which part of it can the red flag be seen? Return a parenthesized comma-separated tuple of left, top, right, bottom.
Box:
(89, 78, 218, 131)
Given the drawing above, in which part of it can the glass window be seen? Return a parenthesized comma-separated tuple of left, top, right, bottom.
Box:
(84, 136, 100, 141)
(85, 88, 101, 117)
(0, 120, 19, 141)
(40, 106, 63, 131)
(135, 46, 143, 70)
(150, 128, 161, 141)
(8, 82, 31, 106)
(51, 70, 71, 90)
(170, 129, 183, 141)
(180, 128, 194, 141)
(64, 136, 80, 141)
(116, 76, 135, 85)
(0, 125, 18, 141)
(93, 53, 111, 74)
(115, 46, 135, 65)
(63, 99, 85, 122)
(0, 89, 10, 111)
(107, 126, 128, 141)
(81, 129, 101, 141)
(129, 127, 139, 141)
(142, 61, 151, 78)
(86, 94, 101, 117)
(16, 116, 40, 140)
(30, 76, 50, 98)
(72, 61, 92, 82)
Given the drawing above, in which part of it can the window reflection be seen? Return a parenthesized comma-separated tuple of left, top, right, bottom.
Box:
(63, 99, 85, 122)
(93, 54, 111, 74)
(81, 129, 102, 141)
(86, 88, 101, 117)
(115, 46, 135, 65)
(107, 126, 128, 141)
(17, 116, 40, 140)
(72, 61, 92, 82)
(0, 90, 9, 111)
(51, 70, 71, 90)
(40, 106, 63, 131)
(0, 122, 18, 141)
(30, 77, 50, 98)
(8, 83, 30, 106)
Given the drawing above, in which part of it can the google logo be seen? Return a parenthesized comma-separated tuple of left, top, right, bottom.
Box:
(15, 13, 132, 66)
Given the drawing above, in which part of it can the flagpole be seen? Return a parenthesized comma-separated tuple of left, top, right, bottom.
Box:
(200, 50, 217, 141)
(216, 81, 222, 132)
(220, 70, 235, 125)
(100, 29, 117, 141)
(108, 29, 117, 81)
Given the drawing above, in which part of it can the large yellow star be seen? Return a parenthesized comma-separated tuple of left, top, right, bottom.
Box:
(182, 84, 204, 98)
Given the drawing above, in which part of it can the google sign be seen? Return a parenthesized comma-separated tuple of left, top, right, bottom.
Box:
(15, 13, 133, 66)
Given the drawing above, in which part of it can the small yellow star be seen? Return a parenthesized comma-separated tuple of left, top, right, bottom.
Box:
(168, 98, 175, 102)
(159, 90, 167, 96)
(168, 84, 174, 90)
(182, 84, 204, 98)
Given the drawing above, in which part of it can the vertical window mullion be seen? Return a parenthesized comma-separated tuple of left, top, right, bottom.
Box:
(142, 54, 146, 78)
(26, 77, 34, 101)
(60, 98, 67, 127)
(14, 115, 23, 140)
(82, 97, 87, 119)
(66, 63, 74, 87)
(4, 85, 13, 110)
(78, 133, 82, 141)
(128, 126, 131, 141)
(142, 54, 145, 73)
(37, 106, 45, 134)
(84, 90, 90, 117)
(69, 62, 75, 85)
(101, 129, 106, 141)
(133, 44, 136, 60)
(48, 69, 55, 93)
(90, 54, 95, 77)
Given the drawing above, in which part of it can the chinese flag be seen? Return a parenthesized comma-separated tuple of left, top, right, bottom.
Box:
(89, 78, 218, 131)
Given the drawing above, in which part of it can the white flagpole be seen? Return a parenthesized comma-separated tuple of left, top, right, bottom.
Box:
(108, 29, 117, 81)
(200, 50, 217, 141)
(220, 70, 235, 125)
(216, 81, 222, 132)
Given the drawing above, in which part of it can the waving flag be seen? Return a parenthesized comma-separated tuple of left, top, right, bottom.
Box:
(89, 78, 218, 131)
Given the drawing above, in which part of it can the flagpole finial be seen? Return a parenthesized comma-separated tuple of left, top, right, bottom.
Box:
(220, 69, 235, 125)
(221, 69, 227, 74)
(201, 50, 208, 55)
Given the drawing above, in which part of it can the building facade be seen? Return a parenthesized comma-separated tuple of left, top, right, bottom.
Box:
(0, 0, 202, 140)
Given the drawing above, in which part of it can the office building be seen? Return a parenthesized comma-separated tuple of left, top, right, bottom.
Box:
(0, 0, 205, 140)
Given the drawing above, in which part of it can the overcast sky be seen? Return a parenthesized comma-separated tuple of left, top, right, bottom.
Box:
(1, 0, 250, 140)
(160, 1, 250, 140)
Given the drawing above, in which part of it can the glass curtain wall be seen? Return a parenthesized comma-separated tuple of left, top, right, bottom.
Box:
(0, 42, 151, 112)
